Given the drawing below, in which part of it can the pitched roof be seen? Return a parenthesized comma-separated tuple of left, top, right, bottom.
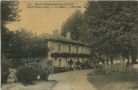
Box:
(40, 33, 90, 47)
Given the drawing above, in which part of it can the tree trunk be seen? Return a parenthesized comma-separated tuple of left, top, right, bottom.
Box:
(132, 56, 137, 64)
(131, 49, 137, 64)
(102, 60, 105, 64)
(66, 58, 68, 70)
(25, 58, 27, 66)
(110, 56, 113, 65)
(106, 55, 109, 64)
(126, 53, 130, 67)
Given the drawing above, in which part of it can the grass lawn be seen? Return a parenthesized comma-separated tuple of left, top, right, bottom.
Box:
(87, 72, 138, 90)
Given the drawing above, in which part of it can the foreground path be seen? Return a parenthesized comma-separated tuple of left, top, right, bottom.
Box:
(49, 70, 96, 90)
(2, 70, 96, 90)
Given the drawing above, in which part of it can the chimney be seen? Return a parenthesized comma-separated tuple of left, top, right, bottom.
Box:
(53, 29, 59, 36)
(66, 32, 71, 39)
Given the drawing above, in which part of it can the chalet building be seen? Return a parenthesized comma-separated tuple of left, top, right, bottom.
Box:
(40, 30, 91, 72)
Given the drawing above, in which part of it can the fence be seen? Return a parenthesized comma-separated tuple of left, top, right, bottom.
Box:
(102, 64, 138, 72)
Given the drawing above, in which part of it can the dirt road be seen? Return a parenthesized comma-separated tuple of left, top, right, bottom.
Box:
(49, 70, 96, 90)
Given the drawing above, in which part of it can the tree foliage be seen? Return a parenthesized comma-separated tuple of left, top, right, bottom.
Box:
(1, 1, 21, 70)
(61, 1, 138, 64)
(61, 10, 84, 40)
(1, 1, 20, 25)
(7, 29, 48, 67)
(1, 1, 20, 55)
(29, 35, 48, 58)
(51, 52, 90, 58)
(84, 1, 138, 64)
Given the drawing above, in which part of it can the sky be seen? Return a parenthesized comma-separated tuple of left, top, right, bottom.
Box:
(6, 1, 86, 35)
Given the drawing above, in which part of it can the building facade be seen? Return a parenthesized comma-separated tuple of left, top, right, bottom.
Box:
(40, 32, 91, 72)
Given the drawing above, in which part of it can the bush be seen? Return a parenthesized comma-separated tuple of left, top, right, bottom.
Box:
(29, 62, 49, 81)
(1, 70, 9, 83)
(29, 62, 41, 75)
(1, 59, 10, 83)
(94, 65, 106, 74)
(16, 66, 37, 84)
(39, 69, 49, 80)
(54, 67, 66, 73)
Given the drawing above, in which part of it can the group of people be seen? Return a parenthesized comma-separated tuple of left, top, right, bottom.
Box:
(68, 59, 90, 70)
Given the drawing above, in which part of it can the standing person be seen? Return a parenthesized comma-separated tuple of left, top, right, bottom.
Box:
(68, 59, 73, 70)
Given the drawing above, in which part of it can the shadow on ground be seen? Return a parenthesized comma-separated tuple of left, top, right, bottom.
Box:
(2, 80, 57, 90)
(87, 71, 138, 90)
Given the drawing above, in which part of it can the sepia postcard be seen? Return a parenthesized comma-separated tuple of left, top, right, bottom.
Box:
(1, 0, 138, 90)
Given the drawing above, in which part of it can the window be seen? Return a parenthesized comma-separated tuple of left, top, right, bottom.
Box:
(59, 59, 62, 67)
(76, 45, 79, 53)
(69, 45, 71, 53)
(81, 46, 83, 52)
(58, 44, 61, 52)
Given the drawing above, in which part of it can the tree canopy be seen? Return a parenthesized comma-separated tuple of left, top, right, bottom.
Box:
(85, 1, 138, 64)
(1, 1, 20, 55)
(61, 10, 84, 40)
(1, 1, 48, 67)
(1, 1, 20, 25)
(61, 1, 138, 64)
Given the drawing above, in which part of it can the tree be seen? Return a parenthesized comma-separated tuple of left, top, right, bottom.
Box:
(1, 1, 20, 25)
(29, 35, 48, 58)
(1, 1, 21, 72)
(61, 10, 84, 40)
(83, 1, 138, 64)
(1, 1, 20, 59)
(7, 28, 34, 67)
(1, 1, 49, 69)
